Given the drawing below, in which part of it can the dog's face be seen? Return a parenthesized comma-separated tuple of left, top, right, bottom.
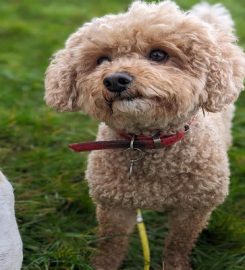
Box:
(45, 1, 245, 133)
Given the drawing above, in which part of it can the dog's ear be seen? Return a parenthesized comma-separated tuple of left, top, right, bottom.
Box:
(202, 42, 245, 112)
(192, 3, 245, 112)
(45, 48, 79, 112)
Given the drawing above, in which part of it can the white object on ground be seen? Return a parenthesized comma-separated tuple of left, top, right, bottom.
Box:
(0, 171, 23, 270)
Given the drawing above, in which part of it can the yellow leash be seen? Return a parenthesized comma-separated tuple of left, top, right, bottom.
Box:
(126, 136, 150, 269)
(137, 209, 150, 270)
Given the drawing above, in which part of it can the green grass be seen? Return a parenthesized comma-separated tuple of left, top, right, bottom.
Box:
(0, 0, 244, 269)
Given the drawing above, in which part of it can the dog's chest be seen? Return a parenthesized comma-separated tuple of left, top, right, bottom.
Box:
(86, 146, 193, 210)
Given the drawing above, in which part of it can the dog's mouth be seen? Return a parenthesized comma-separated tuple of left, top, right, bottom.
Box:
(104, 92, 163, 115)
(106, 92, 162, 104)
(105, 93, 142, 106)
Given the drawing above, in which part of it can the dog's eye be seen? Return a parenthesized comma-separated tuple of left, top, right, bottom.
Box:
(97, 56, 111, 65)
(149, 49, 168, 62)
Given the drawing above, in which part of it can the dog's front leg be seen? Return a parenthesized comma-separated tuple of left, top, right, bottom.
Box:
(92, 205, 136, 270)
(163, 208, 212, 270)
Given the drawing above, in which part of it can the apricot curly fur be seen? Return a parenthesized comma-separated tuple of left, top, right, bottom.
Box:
(45, 1, 245, 269)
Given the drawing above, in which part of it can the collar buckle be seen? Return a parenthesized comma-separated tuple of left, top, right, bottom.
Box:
(151, 130, 163, 149)
(152, 136, 162, 149)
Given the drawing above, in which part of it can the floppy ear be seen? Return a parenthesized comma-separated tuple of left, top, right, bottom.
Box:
(202, 43, 245, 112)
(44, 48, 79, 111)
(192, 3, 245, 112)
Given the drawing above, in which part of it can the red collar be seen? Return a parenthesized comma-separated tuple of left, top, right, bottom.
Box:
(69, 124, 190, 152)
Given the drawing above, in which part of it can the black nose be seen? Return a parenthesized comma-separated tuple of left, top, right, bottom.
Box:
(103, 72, 133, 93)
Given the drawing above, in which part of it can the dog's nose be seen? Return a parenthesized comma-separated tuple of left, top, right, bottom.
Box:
(103, 72, 133, 93)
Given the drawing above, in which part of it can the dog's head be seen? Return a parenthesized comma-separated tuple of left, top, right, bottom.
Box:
(45, 1, 245, 133)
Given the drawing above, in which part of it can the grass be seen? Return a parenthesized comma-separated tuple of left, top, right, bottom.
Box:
(0, 0, 244, 269)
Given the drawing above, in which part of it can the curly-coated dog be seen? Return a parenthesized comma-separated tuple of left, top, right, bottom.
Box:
(45, 1, 245, 269)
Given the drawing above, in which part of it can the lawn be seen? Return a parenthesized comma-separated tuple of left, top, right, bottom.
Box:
(0, 0, 244, 269)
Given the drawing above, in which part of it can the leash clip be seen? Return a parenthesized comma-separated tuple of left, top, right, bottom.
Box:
(125, 136, 145, 180)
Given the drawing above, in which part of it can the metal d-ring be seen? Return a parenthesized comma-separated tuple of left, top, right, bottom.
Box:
(124, 136, 146, 179)
(124, 147, 145, 163)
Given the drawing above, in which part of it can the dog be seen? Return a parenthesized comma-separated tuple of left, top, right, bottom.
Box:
(0, 171, 23, 269)
(44, 1, 245, 269)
